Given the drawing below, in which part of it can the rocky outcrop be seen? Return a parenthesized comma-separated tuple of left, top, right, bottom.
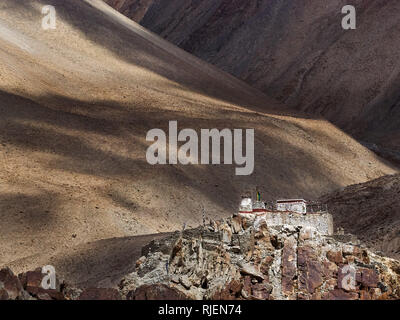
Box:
(2, 215, 399, 300)
(0, 267, 119, 301)
(0, 268, 31, 300)
(18, 268, 65, 300)
(120, 215, 400, 300)
(0, 267, 71, 300)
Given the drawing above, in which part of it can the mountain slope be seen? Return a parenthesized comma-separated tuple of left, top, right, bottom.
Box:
(320, 174, 400, 260)
(0, 0, 396, 267)
(106, 0, 400, 160)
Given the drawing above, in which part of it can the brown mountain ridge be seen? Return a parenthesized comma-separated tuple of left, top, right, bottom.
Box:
(106, 0, 400, 163)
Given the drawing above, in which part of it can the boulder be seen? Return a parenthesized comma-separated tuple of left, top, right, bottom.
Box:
(18, 268, 64, 300)
(359, 268, 379, 288)
(326, 250, 343, 264)
(328, 289, 359, 300)
(281, 238, 297, 296)
(297, 246, 323, 294)
(0, 268, 25, 300)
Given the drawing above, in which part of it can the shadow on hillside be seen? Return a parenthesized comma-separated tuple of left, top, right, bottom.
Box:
(0, 89, 372, 209)
(48, 233, 172, 288)
(1, 87, 397, 271)
(5, 233, 172, 288)
(0, 191, 60, 238)
(4, 0, 316, 119)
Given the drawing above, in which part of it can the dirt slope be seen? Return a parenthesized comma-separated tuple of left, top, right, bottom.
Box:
(0, 0, 396, 268)
(320, 174, 400, 260)
(5, 233, 170, 288)
(107, 0, 400, 160)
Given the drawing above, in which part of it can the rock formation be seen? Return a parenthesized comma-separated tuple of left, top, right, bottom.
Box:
(2, 214, 399, 300)
(119, 215, 400, 300)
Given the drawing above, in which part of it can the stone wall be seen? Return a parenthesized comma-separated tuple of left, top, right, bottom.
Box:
(252, 212, 334, 236)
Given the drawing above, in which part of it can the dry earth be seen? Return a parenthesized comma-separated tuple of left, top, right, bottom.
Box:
(6, 233, 169, 288)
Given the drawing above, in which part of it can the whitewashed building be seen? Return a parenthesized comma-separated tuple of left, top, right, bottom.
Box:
(276, 199, 307, 214)
(239, 197, 253, 213)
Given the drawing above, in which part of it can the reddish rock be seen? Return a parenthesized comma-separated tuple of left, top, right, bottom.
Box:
(36, 293, 52, 300)
(211, 279, 243, 300)
(127, 284, 187, 300)
(254, 221, 270, 242)
(322, 261, 338, 279)
(360, 290, 371, 300)
(213, 288, 236, 300)
(359, 268, 379, 288)
(298, 246, 323, 294)
(369, 288, 382, 299)
(214, 288, 233, 300)
(281, 239, 297, 295)
(352, 246, 363, 259)
(62, 285, 83, 300)
(344, 255, 356, 264)
(356, 270, 362, 283)
(251, 281, 272, 300)
(0, 289, 9, 300)
(228, 279, 242, 295)
(18, 268, 45, 288)
(241, 276, 252, 298)
(326, 250, 343, 264)
(328, 289, 359, 300)
(297, 292, 311, 300)
(325, 278, 337, 291)
(220, 290, 233, 300)
(361, 250, 371, 265)
(0, 268, 24, 300)
(337, 265, 358, 292)
(376, 292, 390, 300)
(260, 256, 273, 275)
(26, 286, 65, 300)
(312, 292, 322, 300)
(18, 268, 64, 300)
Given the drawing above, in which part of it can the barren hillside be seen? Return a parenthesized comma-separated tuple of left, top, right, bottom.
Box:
(0, 0, 396, 269)
(320, 174, 400, 260)
(107, 0, 400, 161)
